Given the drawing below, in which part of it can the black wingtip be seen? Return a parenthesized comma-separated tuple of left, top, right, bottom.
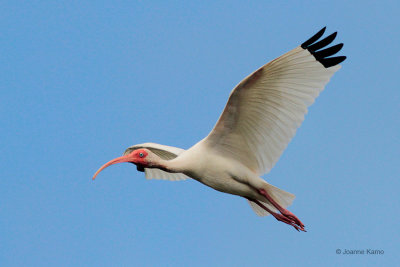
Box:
(320, 56, 347, 68)
(307, 32, 337, 52)
(301, 27, 326, 49)
(301, 27, 346, 68)
(313, 43, 343, 59)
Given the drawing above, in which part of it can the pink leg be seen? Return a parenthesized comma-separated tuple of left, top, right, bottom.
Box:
(257, 189, 305, 231)
(252, 200, 305, 232)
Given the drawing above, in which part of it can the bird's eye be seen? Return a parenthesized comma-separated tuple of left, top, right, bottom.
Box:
(139, 152, 144, 158)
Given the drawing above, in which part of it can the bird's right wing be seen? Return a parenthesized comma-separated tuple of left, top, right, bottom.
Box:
(124, 143, 190, 181)
(202, 27, 345, 176)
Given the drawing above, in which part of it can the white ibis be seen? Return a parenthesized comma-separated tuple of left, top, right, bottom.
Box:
(93, 27, 346, 232)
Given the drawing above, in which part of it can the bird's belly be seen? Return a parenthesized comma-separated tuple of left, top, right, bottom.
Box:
(179, 147, 258, 198)
(189, 172, 256, 198)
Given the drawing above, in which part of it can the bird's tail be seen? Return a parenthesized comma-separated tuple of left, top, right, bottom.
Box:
(248, 183, 295, 216)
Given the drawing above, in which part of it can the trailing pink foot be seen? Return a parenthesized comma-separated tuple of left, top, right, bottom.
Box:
(257, 189, 306, 232)
(280, 209, 305, 229)
(273, 213, 306, 232)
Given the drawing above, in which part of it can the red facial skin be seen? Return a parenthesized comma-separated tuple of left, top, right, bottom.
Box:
(129, 149, 148, 165)
(92, 149, 148, 180)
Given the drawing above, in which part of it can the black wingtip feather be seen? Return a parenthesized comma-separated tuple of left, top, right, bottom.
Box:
(301, 27, 326, 49)
(320, 56, 346, 68)
(307, 32, 337, 52)
(301, 28, 346, 68)
(314, 43, 343, 59)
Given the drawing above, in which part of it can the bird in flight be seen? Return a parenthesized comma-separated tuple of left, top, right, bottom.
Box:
(93, 27, 346, 232)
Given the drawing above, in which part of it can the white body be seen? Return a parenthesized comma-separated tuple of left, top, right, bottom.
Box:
(173, 140, 264, 199)
(116, 28, 345, 218)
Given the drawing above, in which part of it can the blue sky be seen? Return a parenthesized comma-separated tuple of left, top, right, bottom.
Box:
(1, 1, 399, 266)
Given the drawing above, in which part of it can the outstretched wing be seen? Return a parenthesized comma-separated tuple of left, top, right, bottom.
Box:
(203, 27, 346, 176)
(124, 143, 190, 181)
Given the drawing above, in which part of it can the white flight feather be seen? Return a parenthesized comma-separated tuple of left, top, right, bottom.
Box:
(203, 46, 341, 175)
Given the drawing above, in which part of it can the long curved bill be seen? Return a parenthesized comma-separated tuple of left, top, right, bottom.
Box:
(92, 154, 134, 180)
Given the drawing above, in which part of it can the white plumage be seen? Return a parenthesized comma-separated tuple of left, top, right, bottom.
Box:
(204, 47, 340, 175)
(93, 27, 346, 232)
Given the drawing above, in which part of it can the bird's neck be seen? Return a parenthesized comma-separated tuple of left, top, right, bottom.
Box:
(150, 157, 186, 174)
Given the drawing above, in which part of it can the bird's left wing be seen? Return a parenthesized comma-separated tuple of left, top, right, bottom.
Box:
(202, 27, 346, 176)
(124, 143, 190, 181)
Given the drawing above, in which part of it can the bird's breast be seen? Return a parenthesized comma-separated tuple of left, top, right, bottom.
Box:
(174, 142, 258, 198)
(181, 155, 256, 198)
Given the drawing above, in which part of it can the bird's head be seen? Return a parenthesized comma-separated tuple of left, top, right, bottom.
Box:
(92, 148, 153, 180)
